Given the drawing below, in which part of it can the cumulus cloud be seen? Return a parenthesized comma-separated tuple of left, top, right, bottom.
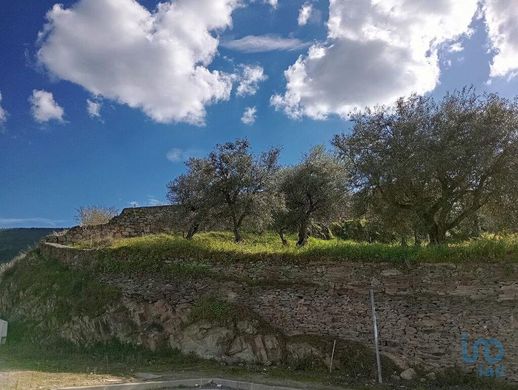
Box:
(236, 65, 267, 96)
(86, 98, 102, 118)
(222, 35, 309, 53)
(272, 0, 479, 119)
(0, 92, 7, 126)
(298, 3, 313, 26)
(241, 106, 257, 125)
(29, 89, 64, 123)
(37, 0, 240, 125)
(484, 0, 518, 79)
(265, 0, 278, 9)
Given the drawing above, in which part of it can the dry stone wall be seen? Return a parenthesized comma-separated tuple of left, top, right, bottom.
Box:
(46, 206, 181, 244)
(39, 241, 518, 382)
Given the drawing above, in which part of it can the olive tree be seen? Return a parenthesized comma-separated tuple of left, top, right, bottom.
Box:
(278, 146, 348, 246)
(333, 88, 518, 245)
(167, 139, 281, 242)
(167, 158, 213, 239)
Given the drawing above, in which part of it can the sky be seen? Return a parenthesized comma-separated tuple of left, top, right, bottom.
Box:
(1, 0, 518, 228)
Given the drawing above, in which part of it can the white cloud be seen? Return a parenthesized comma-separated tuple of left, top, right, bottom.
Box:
(37, 0, 240, 126)
(236, 65, 267, 96)
(265, 0, 278, 9)
(273, 0, 479, 119)
(29, 89, 64, 123)
(147, 196, 163, 206)
(447, 42, 464, 53)
(166, 148, 187, 162)
(483, 0, 518, 79)
(241, 106, 257, 125)
(86, 98, 102, 118)
(298, 3, 312, 26)
(0, 92, 7, 126)
(222, 35, 309, 53)
(0, 217, 65, 228)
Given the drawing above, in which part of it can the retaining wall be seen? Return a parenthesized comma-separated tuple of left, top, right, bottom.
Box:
(45, 206, 181, 244)
(39, 241, 518, 381)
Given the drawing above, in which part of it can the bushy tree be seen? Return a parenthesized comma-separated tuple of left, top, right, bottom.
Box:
(333, 88, 518, 245)
(167, 139, 281, 242)
(75, 206, 117, 226)
(278, 146, 348, 246)
(167, 158, 213, 239)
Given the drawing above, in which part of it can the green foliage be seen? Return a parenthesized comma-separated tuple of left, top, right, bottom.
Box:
(0, 321, 201, 375)
(0, 253, 121, 324)
(276, 146, 348, 246)
(188, 296, 241, 325)
(333, 88, 518, 245)
(0, 228, 59, 263)
(167, 138, 281, 242)
(91, 231, 518, 264)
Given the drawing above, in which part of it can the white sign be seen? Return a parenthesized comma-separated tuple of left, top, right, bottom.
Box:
(0, 319, 7, 344)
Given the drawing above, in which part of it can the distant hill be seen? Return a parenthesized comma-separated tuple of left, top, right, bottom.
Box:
(0, 228, 61, 263)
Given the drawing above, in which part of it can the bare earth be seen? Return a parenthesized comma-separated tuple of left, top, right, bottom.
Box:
(0, 370, 127, 389)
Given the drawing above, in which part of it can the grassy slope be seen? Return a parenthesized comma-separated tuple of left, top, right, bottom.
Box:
(84, 231, 518, 265)
(0, 228, 60, 263)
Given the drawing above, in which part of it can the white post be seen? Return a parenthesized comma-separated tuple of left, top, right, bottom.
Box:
(370, 289, 382, 384)
(0, 319, 7, 345)
(329, 339, 337, 373)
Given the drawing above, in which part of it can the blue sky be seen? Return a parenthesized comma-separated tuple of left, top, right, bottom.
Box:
(1, 0, 518, 228)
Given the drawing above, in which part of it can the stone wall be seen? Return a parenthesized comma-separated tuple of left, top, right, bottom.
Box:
(38, 241, 518, 382)
(46, 205, 180, 244)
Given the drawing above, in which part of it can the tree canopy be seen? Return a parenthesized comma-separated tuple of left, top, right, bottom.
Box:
(333, 88, 518, 244)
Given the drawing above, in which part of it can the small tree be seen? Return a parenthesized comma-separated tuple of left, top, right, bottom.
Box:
(278, 146, 348, 246)
(333, 88, 518, 245)
(208, 139, 281, 242)
(167, 158, 214, 239)
(167, 139, 281, 242)
(75, 206, 117, 226)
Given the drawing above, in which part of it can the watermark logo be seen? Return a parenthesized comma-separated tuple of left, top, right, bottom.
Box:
(461, 333, 505, 378)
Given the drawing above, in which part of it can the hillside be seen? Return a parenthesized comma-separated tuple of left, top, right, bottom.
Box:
(0, 228, 61, 263)
(1, 232, 517, 389)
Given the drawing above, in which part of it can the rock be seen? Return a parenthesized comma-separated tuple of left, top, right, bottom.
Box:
(169, 322, 234, 360)
(425, 372, 437, 380)
(381, 269, 403, 277)
(400, 368, 418, 380)
(227, 336, 257, 363)
(237, 320, 257, 335)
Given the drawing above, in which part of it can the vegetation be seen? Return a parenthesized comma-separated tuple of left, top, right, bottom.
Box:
(0, 228, 59, 263)
(81, 232, 518, 265)
(167, 139, 281, 242)
(166, 89, 518, 247)
(276, 146, 348, 246)
(0, 253, 120, 327)
(333, 88, 518, 245)
(75, 205, 118, 226)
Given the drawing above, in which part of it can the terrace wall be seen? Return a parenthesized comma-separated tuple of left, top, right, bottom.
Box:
(45, 205, 181, 244)
(39, 241, 518, 382)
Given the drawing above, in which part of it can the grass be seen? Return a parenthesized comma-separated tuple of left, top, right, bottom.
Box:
(0, 335, 516, 390)
(0, 253, 121, 327)
(81, 231, 518, 265)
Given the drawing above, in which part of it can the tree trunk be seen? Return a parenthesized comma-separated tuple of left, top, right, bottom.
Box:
(297, 219, 309, 247)
(185, 223, 199, 240)
(278, 229, 288, 246)
(233, 225, 242, 243)
(414, 230, 421, 247)
(428, 223, 447, 245)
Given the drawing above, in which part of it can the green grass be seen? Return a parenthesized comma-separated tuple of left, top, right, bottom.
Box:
(83, 231, 518, 265)
(0, 253, 121, 327)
